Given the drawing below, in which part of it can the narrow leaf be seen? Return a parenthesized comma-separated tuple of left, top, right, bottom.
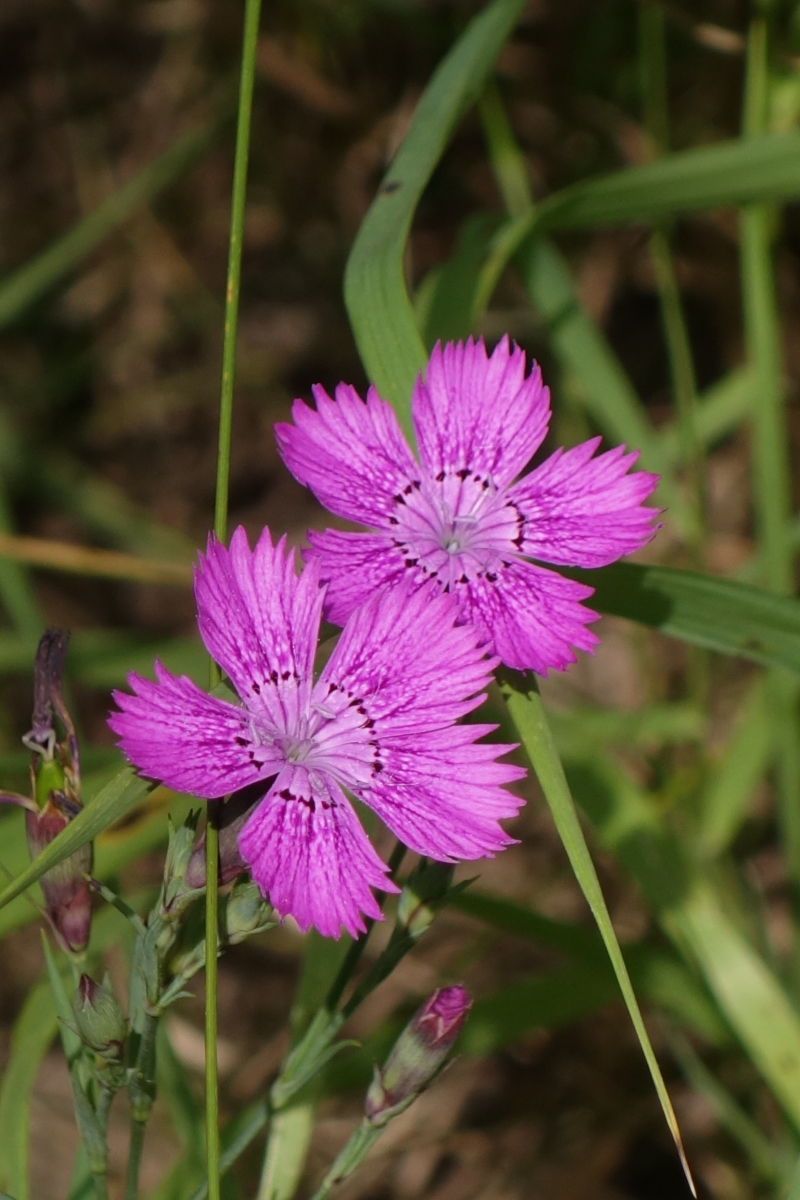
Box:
(536, 130, 800, 232)
(499, 669, 694, 1192)
(0, 979, 58, 1200)
(576, 561, 800, 674)
(344, 0, 528, 424)
(0, 767, 152, 914)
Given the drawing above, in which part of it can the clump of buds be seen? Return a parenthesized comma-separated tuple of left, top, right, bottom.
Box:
(1, 630, 92, 955)
(365, 986, 471, 1126)
(73, 973, 127, 1068)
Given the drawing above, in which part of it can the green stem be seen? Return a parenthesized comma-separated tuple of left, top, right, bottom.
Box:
(124, 1121, 146, 1200)
(205, 0, 263, 1193)
(638, 1, 705, 541)
(740, 17, 800, 904)
(324, 841, 406, 1013)
(213, 0, 263, 548)
(204, 809, 221, 1200)
(307, 1120, 381, 1200)
(127, 1012, 158, 1200)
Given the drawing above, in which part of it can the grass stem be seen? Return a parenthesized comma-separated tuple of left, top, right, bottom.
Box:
(205, 1, 263, 1194)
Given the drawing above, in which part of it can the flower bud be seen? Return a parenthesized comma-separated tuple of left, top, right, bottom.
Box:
(185, 786, 261, 890)
(364, 986, 471, 1126)
(396, 861, 455, 938)
(23, 629, 92, 955)
(73, 973, 126, 1062)
(224, 876, 275, 944)
(26, 792, 92, 955)
(158, 812, 203, 923)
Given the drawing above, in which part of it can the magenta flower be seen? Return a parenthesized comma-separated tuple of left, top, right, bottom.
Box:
(108, 528, 524, 938)
(276, 337, 659, 674)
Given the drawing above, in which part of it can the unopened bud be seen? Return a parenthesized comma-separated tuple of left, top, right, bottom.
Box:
(185, 786, 261, 890)
(159, 812, 203, 922)
(26, 796, 92, 954)
(73, 973, 126, 1062)
(23, 629, 91, 954)
(396, 861, 455, 938)
(365, 986, 471, 1125)
(224, 877, 274, 944)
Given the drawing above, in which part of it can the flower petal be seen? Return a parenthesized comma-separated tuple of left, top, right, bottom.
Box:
(507, 438, 660, 567)
(317, 580, 524, 859)
(195, 526, 323, 730)
(305, 528, 406, 627)
(321, 581, 496, 734)
(109, 663, 281, 797)
(275, 383, 419, 527)
(461, 559, 600, 674)
(361, 726, 525, 861)
(238, 766, 395, 939)
(412, 337, 550, 489)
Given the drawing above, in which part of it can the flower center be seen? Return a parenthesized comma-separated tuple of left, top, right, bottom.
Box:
(390, 472, 523, 589)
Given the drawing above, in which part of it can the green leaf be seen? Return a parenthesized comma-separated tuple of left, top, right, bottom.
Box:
(343, 0, 528, 426)
(536, 130, 800, 232)
(574, 561, 800, 673)
(0, 767, 152, 915)
(0, 978, 58, 1200)
(515, 235, 694, 536)
(698, 678, 774, 857)
(569, 750, 800, 1135)
(658, 367, 754, 468)
(498, 670, 693, 1182)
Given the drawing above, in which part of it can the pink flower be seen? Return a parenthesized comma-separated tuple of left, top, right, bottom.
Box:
(276, 337, 659, 674)
(109, 528, 524, 939)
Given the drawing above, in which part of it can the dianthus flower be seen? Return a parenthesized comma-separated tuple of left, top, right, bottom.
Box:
(109, 528, 524, 938)
(276, 337, 659, 674)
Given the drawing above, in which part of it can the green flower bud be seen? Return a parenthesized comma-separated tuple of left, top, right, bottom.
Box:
(365, 986, 471, 1126)
(73, 974, 126, 1063)
(224, 876, 275, 944)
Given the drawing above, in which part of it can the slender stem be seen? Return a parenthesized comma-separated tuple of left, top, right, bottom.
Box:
(204, 808, 221, 1200)
(213, 0, 263, 548)
(740, 16, 800, 929)
(127, 1011, 158, 1200)
(124, 1121, 146, 1200)
(324, 841, 406, 1013)
(205, 0, 263, 1193)
(638, 1, 705, 541)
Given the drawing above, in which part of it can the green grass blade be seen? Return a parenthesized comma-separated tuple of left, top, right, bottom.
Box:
(0, 121, 223, 329)
(0, 767, 151, 914)
(343, 0, 528, 426)
(454, 889, 727, 1043)
(669, 1032, 782, 1184)
(499, 669, 694, 1189)
(535, 130, 800, 232)
(698, 678, 774, 858)
(573, 561, 800, 673)
(570, 751, 800, 1135)
(657, 367, 754, 468)
(514, 235, 695, 538)
(416, 213, 501, 349)
(0, 978, 58, 1200)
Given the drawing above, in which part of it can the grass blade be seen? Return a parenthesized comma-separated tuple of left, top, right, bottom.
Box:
(0, 767, 151, 914)
(574, 561, 800, 673)
(344, 0, 528, 425)
(535, 130, 800, 232)
(498, 669, 694, 1191)
(0, 978, 58, 1200)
